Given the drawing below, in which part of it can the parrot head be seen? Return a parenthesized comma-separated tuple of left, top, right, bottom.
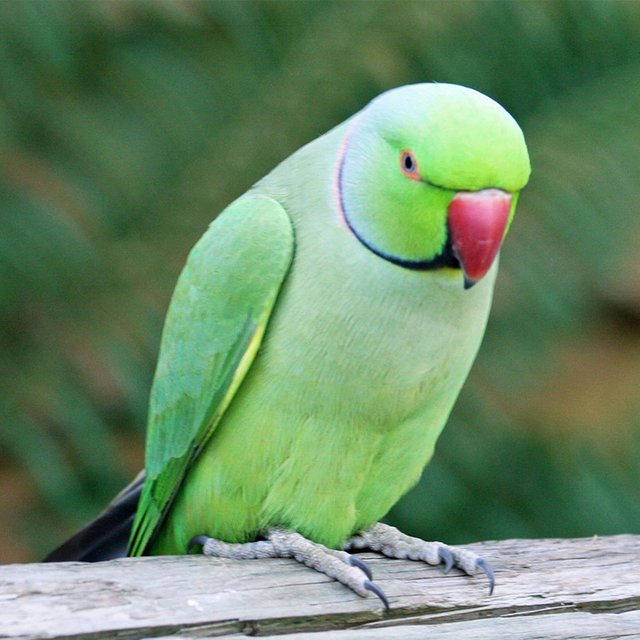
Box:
(338, 83, 530, 288)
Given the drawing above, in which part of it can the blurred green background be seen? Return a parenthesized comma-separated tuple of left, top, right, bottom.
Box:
(1, 0, 639, 563)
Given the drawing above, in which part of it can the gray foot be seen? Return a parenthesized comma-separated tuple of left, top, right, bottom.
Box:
(189, 527, 389, 608)
(344, 522, 495, 595)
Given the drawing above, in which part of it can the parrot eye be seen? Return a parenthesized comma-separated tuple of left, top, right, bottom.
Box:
(400, 150, 418, 178)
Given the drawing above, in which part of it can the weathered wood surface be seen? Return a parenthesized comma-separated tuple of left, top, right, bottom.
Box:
(1, 535, 639, 639)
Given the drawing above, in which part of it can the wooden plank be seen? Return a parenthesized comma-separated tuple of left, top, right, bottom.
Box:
(158, 612, 640, 640)
(0, 535, 638, 639)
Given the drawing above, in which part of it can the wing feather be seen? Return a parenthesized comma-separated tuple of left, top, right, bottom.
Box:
(129, 196, 294, 556)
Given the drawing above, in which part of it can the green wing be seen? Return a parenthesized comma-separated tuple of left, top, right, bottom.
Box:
(129, 195, 294, 556)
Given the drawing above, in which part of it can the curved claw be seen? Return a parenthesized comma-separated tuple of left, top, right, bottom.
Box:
(437, 546, 454, 573)
(349, 555, 373, 580)
(475, 558, 495, 595)
(364, 579, 390, 610)
(187, 534, 210, 553)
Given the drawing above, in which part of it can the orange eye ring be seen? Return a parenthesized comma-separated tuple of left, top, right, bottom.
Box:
(400, 150, 419, 179)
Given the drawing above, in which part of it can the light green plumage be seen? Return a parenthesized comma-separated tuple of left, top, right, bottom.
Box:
(129, 83, 530, 556)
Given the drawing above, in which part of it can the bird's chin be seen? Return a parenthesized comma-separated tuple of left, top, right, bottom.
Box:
(431, 267, 466, 291)
(433, 264, 496, 292)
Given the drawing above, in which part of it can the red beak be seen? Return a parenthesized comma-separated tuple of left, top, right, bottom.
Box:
(447, 188, 512, 289)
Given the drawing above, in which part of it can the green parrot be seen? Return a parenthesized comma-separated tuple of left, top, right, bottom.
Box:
(45, 83, 530, 606)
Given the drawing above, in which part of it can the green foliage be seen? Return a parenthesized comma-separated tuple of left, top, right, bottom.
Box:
(1, 0, 639, 560)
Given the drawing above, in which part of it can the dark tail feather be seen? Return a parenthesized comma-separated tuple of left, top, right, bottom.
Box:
(43, 470, 145, 562)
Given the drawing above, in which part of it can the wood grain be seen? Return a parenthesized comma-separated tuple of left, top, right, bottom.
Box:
(1, 535, 638, 639)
